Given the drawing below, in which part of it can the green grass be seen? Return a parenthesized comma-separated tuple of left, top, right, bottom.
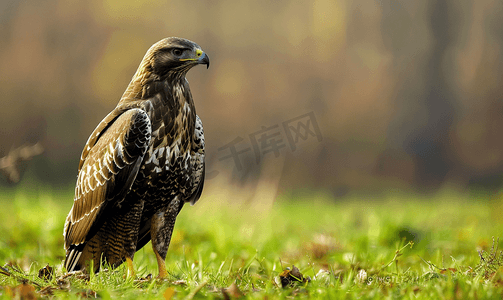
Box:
(1, 184, 503, 299)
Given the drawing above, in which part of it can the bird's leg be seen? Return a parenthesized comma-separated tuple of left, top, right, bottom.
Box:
(117, 200, 144, 279)
(126, 257, 135, 278)
(154, 246, 168, 279)
(150, 196, 184, 279)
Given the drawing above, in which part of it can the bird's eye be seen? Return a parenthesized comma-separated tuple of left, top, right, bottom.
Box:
(172, 49, 183, 56)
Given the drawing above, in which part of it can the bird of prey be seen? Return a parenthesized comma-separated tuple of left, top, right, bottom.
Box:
(63, 37, 209, 278)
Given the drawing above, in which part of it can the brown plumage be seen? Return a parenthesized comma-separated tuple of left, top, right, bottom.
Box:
(63, 37, 209, 277)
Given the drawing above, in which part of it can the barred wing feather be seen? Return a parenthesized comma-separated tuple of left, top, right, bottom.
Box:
(63, 108, 151, 271)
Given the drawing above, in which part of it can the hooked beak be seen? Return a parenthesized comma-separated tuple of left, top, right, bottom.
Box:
(180, 49, 210, 69)
(199, 52, 210, 69)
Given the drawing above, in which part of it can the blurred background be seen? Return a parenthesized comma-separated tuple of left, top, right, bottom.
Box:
(1, 0, 503, 199)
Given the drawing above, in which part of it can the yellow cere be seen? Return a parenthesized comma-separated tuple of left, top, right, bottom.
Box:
(180, 49, 203, 61)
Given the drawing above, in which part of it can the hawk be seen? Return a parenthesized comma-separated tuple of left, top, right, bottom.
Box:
(63, 37, 209, 278)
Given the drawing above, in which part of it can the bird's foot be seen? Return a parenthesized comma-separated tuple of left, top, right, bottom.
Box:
(154, 251, 169, 280)
(124, 257, 136, 279)
(156, 264, 168, 280)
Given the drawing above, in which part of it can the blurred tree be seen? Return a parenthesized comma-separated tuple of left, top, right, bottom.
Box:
(1, 0, 502, 195)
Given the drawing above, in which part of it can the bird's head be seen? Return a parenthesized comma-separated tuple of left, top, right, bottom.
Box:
(144, 37, 210, 78)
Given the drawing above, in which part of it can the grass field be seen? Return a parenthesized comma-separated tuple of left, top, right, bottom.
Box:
(1, 182, 503, 299)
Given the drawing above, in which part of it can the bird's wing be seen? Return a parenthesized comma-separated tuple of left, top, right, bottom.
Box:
(187, 114, 205, 205)
(64, 108, 151, 270)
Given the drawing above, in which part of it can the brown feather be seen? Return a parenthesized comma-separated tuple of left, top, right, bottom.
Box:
(64, 109, 151, 270)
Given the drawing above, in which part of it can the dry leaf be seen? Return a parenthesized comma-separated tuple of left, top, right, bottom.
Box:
(171, 279, 187, 285)
(279, 265, 310, 288)
(38, 264, 54, 281)
(222, 288, 230, 300)
(134, 273, 153, 284)
(76, 289, 97, 298)
(14, 283, 37, 300)
(224, 282, 243, 298)
(0, 266, 11, 277)
(56, 277, 71, 290)
(38, 285, 57, 297)
(163, 287, 175, 300)
(61, 270, 90, 281)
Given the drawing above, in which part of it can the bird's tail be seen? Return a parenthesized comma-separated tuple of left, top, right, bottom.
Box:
(64, 244, 85, 272)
